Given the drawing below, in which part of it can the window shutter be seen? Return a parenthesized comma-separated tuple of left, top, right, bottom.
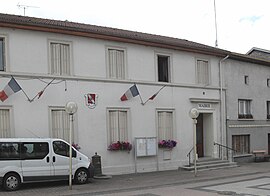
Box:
(51, 109, 71, 142)
(0, 109, 11, 138)
(108, 49, 125, 79)
(197, 60, 209, 85)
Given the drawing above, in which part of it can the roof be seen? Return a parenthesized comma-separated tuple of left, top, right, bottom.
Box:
(0, 13, 270, 66)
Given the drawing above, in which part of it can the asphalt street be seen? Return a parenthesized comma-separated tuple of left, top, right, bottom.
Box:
(1, 162, 270, 196)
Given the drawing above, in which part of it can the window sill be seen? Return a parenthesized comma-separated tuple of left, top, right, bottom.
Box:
(237, 119, 254, 121)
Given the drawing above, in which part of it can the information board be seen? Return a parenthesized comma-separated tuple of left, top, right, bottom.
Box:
(135, 137, 157, 157)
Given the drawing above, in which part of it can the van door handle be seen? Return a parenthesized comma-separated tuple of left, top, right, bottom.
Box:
(46, 156, 49, 163)
(53, 156, 56, 162)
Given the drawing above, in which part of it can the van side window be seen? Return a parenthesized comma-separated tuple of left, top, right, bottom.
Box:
(0, 143, 20, 160)
(53, 141, 76, 157)
(21, 142, 49, 159)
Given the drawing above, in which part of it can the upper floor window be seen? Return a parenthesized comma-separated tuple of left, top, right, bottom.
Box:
(107, 48, 126, 79)
(0, 108, 11, 138)
(157, 55, 170, 82)
(50, 42, 71, 75)
(107, 109, 129, 143)
(238, 99, 253, 119)
(267, 78, 270, 87)
(196, 59, 210, 85)
(0, 37, 5, 71)
(157, 110, 174, 141)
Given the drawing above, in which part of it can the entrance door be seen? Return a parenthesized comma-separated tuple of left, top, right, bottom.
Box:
(268, 134, 270, 155)
(196, 114, 204, 157)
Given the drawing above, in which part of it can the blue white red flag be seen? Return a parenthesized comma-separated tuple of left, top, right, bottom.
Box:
(0, 78, 22, 102)
(120, 84, 139, 101)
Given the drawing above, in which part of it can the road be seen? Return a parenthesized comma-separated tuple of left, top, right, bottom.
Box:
(1, 162, 270, 196)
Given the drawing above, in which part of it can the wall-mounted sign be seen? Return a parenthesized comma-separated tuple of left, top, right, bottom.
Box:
(84, 93, 98, 109)
(135, 137, 157, 157)
(198, 103, 211, 109)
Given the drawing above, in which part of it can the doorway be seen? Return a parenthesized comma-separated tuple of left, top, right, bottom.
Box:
(268, 134, 270, 155)
(196, 114, 204, 157)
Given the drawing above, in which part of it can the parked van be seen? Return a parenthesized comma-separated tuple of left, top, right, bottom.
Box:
(0, 138, 94, 191)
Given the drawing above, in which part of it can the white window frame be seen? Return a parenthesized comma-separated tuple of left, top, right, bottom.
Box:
(49, 106, 78, 143)
(0, 35, 8, 72)
(48, 40, 73, 76)
(0, 106, 14, 138)
(238, 99, 253, 119)
(106, 107, 130, 144)
(196, 59, 210, 85)
(155, 52, 172, 83)
(106, 46, 127, 79)
(156, 109, 175, 141)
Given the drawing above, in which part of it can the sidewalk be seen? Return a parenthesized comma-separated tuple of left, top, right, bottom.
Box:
(2, 162, 270, 196)
(74, 162, 270, 196)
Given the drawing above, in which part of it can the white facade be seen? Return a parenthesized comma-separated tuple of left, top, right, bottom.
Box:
(0, 14, 231, 174)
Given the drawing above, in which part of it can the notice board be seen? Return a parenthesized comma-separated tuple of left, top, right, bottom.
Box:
(135, 137, 157, 157)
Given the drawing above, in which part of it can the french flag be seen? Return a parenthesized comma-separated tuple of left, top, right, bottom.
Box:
(120, 84, 139, 101)
(0, 78, 22, 102)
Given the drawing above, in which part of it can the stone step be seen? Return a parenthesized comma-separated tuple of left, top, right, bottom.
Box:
(180, 158, 238, 171)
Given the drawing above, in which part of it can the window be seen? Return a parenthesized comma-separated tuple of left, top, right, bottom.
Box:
(51, 108, 72, 142)
(50, 42, 71, 75)
(157, 55, 170, 82)
(267, 101, 270, 119)
(107, 109, 128, 143)
(21, 142, 49, 159)
(0, 109, 11, 138)
(0, 37, 5, 71)
(53, 140, 76, 157)
(157, 111, 174, 141)
(108, 48, 125, 79)
(244, 75, 249, 85)
(0, 142, 20, 160)
(232, 135, 250, 155)
(196, 60, 210, 85)
(238, 99, 253, 119)
(267, 78, 270, 87)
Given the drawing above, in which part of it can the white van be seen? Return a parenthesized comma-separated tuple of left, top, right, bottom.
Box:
(0, 138, 94, 191)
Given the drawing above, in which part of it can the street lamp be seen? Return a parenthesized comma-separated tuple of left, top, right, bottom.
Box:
(189, 108, 199, 177)
(65, 101, 78, 190)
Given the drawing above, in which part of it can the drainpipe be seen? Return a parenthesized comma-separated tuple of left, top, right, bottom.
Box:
(219, 55, 229, 159)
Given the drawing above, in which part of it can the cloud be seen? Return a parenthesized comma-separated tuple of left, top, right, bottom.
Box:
(239, 15, 263, 24)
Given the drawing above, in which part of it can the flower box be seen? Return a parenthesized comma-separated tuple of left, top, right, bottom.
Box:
(158, 140, 177, 149)
(108, 141, 132, 151)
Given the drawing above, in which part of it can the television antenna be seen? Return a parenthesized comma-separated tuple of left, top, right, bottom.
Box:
(17, 3, 39, 16)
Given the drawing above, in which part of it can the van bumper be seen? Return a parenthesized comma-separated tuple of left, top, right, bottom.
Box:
(88, 163, 94, 178)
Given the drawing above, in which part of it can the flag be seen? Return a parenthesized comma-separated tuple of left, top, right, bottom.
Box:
(0, 78, 22, 102)
(120, 84, 139, 101)
(148, 85, 166, 101)
(149, 92, 158, 100)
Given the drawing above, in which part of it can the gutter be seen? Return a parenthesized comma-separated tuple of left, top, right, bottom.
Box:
(219, 55, 229, 159)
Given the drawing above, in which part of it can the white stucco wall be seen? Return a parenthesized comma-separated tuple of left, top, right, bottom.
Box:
(0, 27, 223, 174)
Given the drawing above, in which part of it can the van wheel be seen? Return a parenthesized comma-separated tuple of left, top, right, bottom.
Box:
(74, 168, 89, 184)
(3, 173, 21, 191)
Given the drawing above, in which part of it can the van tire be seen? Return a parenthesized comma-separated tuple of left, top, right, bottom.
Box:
(3, 173, 21, 191)
(74, 168, 89, 184)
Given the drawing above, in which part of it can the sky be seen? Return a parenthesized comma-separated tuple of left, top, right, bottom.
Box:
(0, 0, 269, 54)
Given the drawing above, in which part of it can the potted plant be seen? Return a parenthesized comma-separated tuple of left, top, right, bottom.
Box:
(158, 140, 177, 149)
(108, 141, 132, 151)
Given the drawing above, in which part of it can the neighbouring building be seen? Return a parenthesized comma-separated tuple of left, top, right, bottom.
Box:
(0, 13, 269, 174)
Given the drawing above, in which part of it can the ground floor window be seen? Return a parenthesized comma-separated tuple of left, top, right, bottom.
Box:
(107, 109, 129, 143)
(232, 134, 250, 155)
(0, 108, 11, 138)
(50, 107, 73, 142)
(157, 110, 174, 141)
